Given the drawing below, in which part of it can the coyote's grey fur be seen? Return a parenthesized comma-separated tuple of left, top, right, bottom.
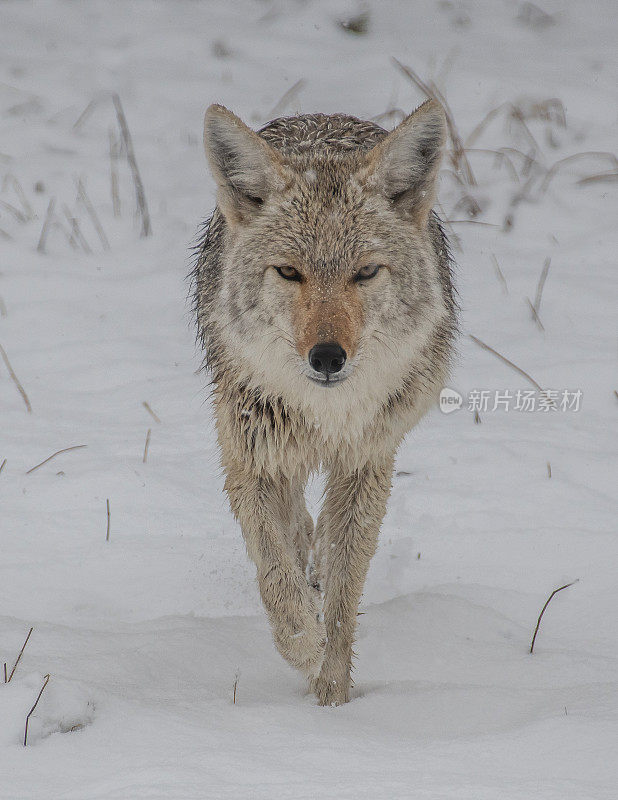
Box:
(193, 100, 456, 706)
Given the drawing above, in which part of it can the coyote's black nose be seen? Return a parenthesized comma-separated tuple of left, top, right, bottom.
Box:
(309, 343, 347, 376)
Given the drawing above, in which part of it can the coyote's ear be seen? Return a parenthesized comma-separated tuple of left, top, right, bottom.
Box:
(363, 99, 447, 226)
(203, 104, 284, 224)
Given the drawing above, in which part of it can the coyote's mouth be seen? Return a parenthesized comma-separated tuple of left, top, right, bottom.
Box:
(307, 375, 348, 388)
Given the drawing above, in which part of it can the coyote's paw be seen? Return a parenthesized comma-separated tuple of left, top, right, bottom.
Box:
(310, 668, 351, 707)
(261, 571, 326, 678)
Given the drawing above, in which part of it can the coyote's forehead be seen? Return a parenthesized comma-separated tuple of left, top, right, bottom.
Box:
(269, 160, 384, 273)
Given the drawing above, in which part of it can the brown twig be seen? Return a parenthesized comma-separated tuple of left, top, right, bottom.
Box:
(0, 342, 32, 412)
(106, 498, 111, 542)
(76, 178, 109, 250)
(0, 458, 6, 476)
(26, 444, 87, 475)
(24, 674, 50, 746)
(233, 671, 239, 704)
(112, 93, 151, 237)
(7, 627, 34, 682)
(36, 198, 56, 253)
(143, 429, 151, 463)
(530, 580, 579, 654)
(3, 663, 6, 683)
(547, 462, 552, 478)
(142, 401, 161, 423)
(469, 334, 545, 393)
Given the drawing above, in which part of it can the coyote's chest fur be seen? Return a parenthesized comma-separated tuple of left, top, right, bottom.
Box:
(192, 101, 457, 705)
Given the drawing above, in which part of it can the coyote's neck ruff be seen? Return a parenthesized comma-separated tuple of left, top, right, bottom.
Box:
(193, 102, 456, 705)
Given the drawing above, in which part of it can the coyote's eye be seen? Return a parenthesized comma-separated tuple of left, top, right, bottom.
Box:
(273, 265, 301, 282)
(354, 263, 383, 282)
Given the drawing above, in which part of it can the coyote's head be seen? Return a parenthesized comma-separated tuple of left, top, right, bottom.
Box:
(202, 101, 450, 409)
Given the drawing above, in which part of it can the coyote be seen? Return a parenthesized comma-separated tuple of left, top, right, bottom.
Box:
(193, 100, 457, 706)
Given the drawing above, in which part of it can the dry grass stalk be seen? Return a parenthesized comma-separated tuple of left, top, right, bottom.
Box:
(533, 257, 551, 315)
(9, 175, 35, 219)
(577, 171, 618, 186)
(526, 298, 545, 331)
(62, 204, 91, 254)
(530, 580, 579, 654)
(52, 219, 78, 249)
(267, 78, 305, 119)
(106, 498, 111, 542)
(24, 674, 50, 746)
(26, 444, 87, 475)
(143, 428, 151, 463)
(391, 57, 476, 186)
(449, 219, 498, 228)
(76, 178, 110, 250)
(491, 253, 508, 294)
(73, 96, 101, 131)
(233, 671, 240, 704)
(469, 334, 545, 393)
(465, 147, 520, 182)
(36, 198, 56, 253)
(0, 199, 27, 223)
(142, 401, 161, 423)
(0, 458, 6, 476)
(3, 663, 6, 683)
(109, 127, 121, 217)
(540, 152, 618, 193)
(7, 627, 34, 682)
(547, 462, 552, 478)
(112, 93, 151, 237)
(0, 342, 32, 412)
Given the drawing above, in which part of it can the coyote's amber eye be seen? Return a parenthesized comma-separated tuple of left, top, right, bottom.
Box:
(274, 265, 301, 282)
(355, 263, 382, 281)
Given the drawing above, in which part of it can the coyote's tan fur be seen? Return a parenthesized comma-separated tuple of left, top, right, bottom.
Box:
(192, 100, 457, 705)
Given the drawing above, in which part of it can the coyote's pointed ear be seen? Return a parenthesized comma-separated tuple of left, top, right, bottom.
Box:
(203, 104, 284, 224)
(363, 100, 447, 226)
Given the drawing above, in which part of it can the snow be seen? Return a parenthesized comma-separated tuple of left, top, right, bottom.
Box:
(1, 1, 617, 797)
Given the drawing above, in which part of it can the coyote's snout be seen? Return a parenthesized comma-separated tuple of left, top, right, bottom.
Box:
(192, 100, 457, 705)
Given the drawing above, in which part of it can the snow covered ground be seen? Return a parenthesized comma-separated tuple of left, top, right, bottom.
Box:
(1, 1, 616, 797)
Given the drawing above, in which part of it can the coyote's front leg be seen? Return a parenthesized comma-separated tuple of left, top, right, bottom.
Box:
(224, 459, 326, 678)
(311, 456, 394, 705)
